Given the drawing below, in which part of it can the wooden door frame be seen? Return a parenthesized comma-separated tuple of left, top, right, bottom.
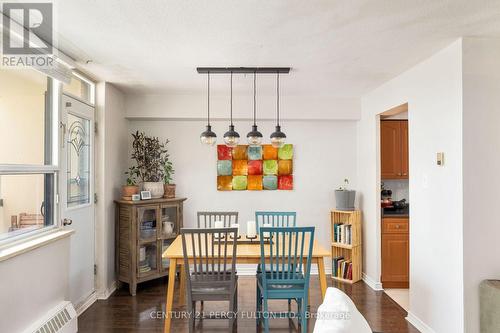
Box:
(376, 104, 411, 291)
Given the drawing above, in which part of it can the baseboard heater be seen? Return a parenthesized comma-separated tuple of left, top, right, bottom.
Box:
(23, 301, 77, 333)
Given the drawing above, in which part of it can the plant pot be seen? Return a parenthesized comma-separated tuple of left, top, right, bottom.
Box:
(142, 182, 164, 198)
(164, 184, 176, 199)
(122, 185, 139, 201)
(335, 189, 356, 211)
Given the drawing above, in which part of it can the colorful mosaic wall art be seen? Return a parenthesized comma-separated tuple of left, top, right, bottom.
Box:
(217, 144, 293, 191)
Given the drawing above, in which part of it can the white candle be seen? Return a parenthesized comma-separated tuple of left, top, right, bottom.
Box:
(246, 221, 256, 238)
(262, 223, 272, 238)
(231, 223, 240, 236)
(214, 220, 223, 238)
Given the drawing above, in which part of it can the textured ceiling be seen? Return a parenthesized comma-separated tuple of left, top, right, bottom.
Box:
(54, 0, 500, 97)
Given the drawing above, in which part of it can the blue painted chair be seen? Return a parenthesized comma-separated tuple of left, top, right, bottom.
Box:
(256, 226, 315, 333)
(255, 211, 297, 232)
(255, 211, 298, 309)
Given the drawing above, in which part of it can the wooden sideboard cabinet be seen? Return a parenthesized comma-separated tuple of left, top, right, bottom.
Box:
(115, 197, 187, 295)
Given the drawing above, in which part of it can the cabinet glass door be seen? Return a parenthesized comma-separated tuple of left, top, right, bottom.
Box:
(161, 240, 170, 271)
(137, 206, 157, 242)
(138, 243, 157, 277)
(160, 205, 178, 239)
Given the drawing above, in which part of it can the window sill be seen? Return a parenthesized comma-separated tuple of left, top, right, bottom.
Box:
(0, 228, 74, 263)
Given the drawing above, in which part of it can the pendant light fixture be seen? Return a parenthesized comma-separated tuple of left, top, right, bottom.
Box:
(246, 71, 263, 145)
(200, 71, 217, 145)
(270, 72, 286, 148)
(223, 71, 240, 147)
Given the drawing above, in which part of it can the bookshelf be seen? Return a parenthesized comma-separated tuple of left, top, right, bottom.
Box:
(331, 210, 362, 284)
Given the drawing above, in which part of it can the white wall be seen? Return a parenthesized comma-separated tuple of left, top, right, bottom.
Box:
(358, 40, 464, 332)
(95, 83, 128, 298)
(128, 119, 357, 252)
(0, 238, 70, 333)
(462, 38, 500, 333)
(126, 94, 359, 121)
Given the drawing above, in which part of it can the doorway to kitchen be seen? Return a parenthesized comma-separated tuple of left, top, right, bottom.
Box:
(380, 103, 410, 311)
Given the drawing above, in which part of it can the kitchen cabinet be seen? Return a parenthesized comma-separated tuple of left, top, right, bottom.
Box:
(381, 120, 408, 179)
(381, 217, 409, 288)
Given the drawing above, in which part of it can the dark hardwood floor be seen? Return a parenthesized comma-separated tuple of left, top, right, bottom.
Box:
(79, 276, 419, 333)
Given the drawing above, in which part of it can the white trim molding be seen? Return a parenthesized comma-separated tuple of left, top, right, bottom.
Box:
(0, 229, 74, 262)
(362, 272, 383, 291)
(97, 281, 117, 300)
(76, 291, 97, 316)
(406, 312, 436, 333)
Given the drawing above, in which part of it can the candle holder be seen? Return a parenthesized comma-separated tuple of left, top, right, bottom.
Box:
(245, 235, 257, 242)
(229, 234, 242, 240)
(214, 234, 225, 241)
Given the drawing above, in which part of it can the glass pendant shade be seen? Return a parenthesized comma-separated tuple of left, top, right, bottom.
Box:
(247, 72, 263, 145)
(270, 125, 286, 148)
(224, 125, 240, 147)
(247, 125, 263, 145)
(201, 71, 217, 145)
(270, 72, 286, 148)
(200, 125, 217, 146)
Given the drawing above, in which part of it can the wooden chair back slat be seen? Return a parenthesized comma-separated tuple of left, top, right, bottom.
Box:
(197, 211, 238, 228)
(181, 227, 238, 281)
(259, 226, 314, 283)
(255, 211, 296, 232)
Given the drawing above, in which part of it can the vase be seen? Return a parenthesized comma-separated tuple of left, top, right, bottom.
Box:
(142, 182, 164, 198)
(122, 185, 139, 200)
(335, 189, 356, 211)
(164, 184, 176, 199)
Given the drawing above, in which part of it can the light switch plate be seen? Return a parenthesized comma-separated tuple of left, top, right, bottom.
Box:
(437, 152, 444, 166)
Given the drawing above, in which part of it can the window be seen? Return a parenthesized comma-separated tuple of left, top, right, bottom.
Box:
(0, 68, 58, 242)
(63, 72, 95, 105)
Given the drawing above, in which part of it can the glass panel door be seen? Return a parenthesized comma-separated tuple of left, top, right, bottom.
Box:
(160, 205, 178, 239)
(138, 243, 157, 277)
(137, 206, 157, 242)
(161, 240, 170, 271)
(67, 113, 91, 207)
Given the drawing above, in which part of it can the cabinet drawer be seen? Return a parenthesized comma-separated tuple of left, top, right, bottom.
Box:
(382, 218, 408, 233)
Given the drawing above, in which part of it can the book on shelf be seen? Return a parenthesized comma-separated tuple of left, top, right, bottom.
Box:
(333, 257, 353, 280)
(333, 223, 352, 245)
(332, 256, 344, 277)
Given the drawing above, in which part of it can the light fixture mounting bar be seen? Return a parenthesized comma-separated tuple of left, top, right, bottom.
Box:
(197, 67, 291, 74)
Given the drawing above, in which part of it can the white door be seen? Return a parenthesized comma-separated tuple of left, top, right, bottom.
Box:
(60, 94, 95, 307)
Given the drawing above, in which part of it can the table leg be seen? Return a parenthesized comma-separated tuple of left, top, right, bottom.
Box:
(164, 258, 177, 333)
(179, 262, 186, 306)
(317, 257, 327, 300)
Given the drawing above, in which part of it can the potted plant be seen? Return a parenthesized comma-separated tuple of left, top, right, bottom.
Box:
(122, 166, 139, 200)
(335, 178, 356, 211)
(130, 131, 170, 198)
(162, 151, 176, 198)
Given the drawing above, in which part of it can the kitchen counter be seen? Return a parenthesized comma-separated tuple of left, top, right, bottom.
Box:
(382, 206, 409, 218)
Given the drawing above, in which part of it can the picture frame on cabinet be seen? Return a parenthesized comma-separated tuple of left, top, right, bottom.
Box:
(140, 191, 152, 200)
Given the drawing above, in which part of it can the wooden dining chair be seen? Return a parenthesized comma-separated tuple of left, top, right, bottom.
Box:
(181, 227, 239, 333)
(197, 211, 238, 228)
(255, 211, 298, 304)
(255, 211, 297, 232)
(256, 226, 315, 333)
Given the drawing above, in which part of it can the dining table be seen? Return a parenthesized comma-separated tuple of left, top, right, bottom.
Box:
(162, 234, 330, 332)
